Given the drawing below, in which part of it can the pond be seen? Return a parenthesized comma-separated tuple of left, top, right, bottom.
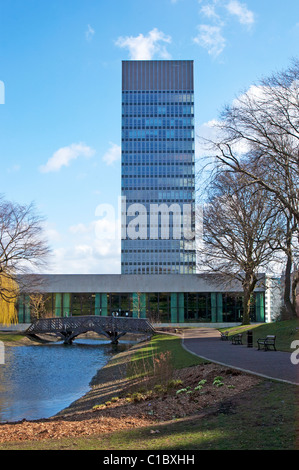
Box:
(0, 338, 132, 424)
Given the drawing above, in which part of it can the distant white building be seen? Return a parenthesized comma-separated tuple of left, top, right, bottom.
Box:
(264, 276, 283, 322)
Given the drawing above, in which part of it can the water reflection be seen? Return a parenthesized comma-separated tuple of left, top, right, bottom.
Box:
(0, 339, 132, 423)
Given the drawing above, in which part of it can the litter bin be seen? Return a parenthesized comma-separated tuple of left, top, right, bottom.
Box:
(247, 330, 253, 348)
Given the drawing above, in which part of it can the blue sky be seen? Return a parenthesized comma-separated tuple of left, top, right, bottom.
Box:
(0, 0, 298, 274)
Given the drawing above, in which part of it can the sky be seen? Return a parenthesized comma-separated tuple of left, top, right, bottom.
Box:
(0, 0, 298, 275)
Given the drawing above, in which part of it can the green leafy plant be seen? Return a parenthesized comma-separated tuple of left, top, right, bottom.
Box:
(176, 386, 192, 395)
(176, 388, 189, 395)
(92, 404, 106, 410)
(194, 379, 207, 391)
(167, 379, 183, 389)
(154, 384, 166, 393)
(213, 376, 224, 387)
(194, 385, 203, 391)
(198, 379, 207, 385)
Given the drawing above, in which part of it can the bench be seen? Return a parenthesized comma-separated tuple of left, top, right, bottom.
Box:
(257, 335, 276, 351)
(231, 333, 242, 345)
(220, 331, 229, 341)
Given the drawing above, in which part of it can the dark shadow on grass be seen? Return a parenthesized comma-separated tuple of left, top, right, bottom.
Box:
(99, 380, 298, 451)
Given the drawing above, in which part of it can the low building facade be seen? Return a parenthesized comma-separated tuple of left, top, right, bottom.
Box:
(15, 273, 281, 326)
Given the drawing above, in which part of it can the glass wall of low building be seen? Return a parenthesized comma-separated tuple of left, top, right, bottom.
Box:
(17, 291, 265, 324)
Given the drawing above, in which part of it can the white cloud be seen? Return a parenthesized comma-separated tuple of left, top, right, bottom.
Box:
(193, 24, 226, 56)
(40, 143, 95, 173)
(225, 0, 255, 27)
(200, 4, 220, 20)
(69, 223, 90, 234)
(48, 218, 121, 274)
(195, 0, 255, 56)
(85, 24, 95, 41)
(196, 119, 224, 158)
(102, 142, 121, 166)
(43, 223, 62, 243)
(115, 28, 172, 60)
(196, 114, 251, 159)
(233, 84, 267, 106)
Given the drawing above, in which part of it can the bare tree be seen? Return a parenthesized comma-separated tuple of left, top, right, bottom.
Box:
(197, 170, 282, 325)
(29, 293, 48, 321)
(276, 210, 299, 318)
(0, 195, 51, 323)
(209, 59, 299, 222)
(200, 59, 299, 318)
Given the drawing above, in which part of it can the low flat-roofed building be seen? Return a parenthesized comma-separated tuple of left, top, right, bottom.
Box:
(15, 273, 281, 327)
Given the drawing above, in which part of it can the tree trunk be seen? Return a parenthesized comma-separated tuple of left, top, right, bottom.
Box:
(282, 222, 297, 319)
(242, 288, 252, 325)
(291, 270, 299, 318)
(242, 273, 257, 325)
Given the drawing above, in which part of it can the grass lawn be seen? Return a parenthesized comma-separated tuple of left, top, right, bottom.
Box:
(126, 334, 207, 380)
(219, 319, 299, 352)
(0, 332, 26, 343)
(0, 321, 298, 451)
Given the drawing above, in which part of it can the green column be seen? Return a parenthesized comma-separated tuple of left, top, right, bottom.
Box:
(217, 293, 223, 322)
(171, 293, 177, 323)
(132, 293, 139, 318)
(55, 293, 62, 317)
(140, 293, 146, 318)
(178, 293, 184, 323)
(95, 294, 101, 315)
(211, 293, 217, 322)
(170, 293, 184, 323)
(255, 292, 264, 322)
(211, 293, 223, 322)
(18, 295, 30, 323)
(63, 293, 71, 317)
(101, 294, 108, 316)
(132, 293, 146, 318)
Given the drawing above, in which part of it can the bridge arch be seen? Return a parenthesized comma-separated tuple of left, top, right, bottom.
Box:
(26, 315, 155, 345)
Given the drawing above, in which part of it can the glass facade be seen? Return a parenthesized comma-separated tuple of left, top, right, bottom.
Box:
(121, 60, 196, 274)
(18, 291, 265, 324)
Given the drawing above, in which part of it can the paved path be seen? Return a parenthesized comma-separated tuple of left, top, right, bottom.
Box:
(182, 328, 299, 385)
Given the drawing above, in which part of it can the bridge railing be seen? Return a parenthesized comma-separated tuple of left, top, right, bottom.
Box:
(26, 315, 156, 336)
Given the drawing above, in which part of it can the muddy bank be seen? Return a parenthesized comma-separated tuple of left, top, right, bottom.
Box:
(0, 331, 261, 444)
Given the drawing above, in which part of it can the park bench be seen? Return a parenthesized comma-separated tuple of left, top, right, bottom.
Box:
(220, 331, 229, 341)
(231, 333, 242, 345)
(257, 335, 276, 351)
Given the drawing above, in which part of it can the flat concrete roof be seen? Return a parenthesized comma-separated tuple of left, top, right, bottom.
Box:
(25, 273, 267, 294)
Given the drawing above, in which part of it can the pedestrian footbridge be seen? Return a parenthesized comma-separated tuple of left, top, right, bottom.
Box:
(26, 315, 156, 344)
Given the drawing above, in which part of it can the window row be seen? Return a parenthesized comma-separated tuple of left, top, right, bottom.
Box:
(122, 105, 194, 115)
(122, 142, 194, 152)
(122, 176, 194, 183)
(122, 117, 194, 127)
(122, 129, 194, 139)
(122, 90, 193, 94)
(122, 173, 194, 179)
(122, 154, 194, 162)
(124, 197, 195, 203)
(122, 92, 194, 103)
(122, 161, 194, 166)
